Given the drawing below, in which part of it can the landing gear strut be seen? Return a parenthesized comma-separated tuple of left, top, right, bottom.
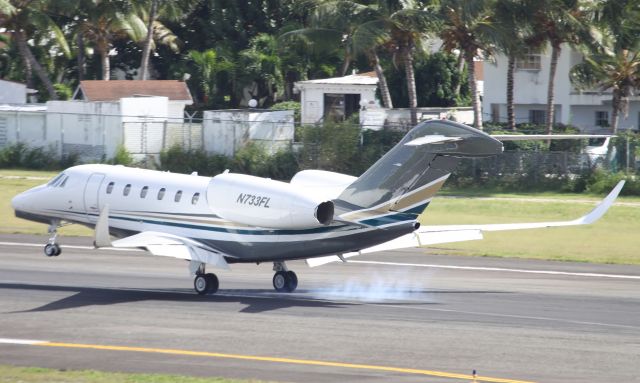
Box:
(272, 261, 297, 293)
(44, 220, 61, 257)
(193, 263, 219, 295)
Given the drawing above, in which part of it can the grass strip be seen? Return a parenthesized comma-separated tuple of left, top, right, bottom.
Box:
(3, 169, 638, 264)
(0, 365, 269, 383)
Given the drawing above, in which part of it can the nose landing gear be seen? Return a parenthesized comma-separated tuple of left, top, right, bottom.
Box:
(44, 220, 61, 257)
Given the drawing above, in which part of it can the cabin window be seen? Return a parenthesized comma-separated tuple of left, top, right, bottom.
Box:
(106, 182, 115, 194)
(174, 190, 183, 202)
(123, 184, 131, 196)
(157, 188, 166, 200)
(192, 192, 200, 205)
(140, 186, 149, 198)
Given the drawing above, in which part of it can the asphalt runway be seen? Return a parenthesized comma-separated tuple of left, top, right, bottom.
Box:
(1, 233, 639, 383)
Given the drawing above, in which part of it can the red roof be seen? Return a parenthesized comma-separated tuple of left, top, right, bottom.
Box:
(78, 80, 192, 103)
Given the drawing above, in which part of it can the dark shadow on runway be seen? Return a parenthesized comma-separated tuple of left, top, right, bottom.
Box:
(0, 283, 357, 313)
(1, 283, 511, 314)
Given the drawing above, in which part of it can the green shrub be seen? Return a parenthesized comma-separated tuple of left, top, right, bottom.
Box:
(0, 143, 76, 170)
(269, 101, 301, 124)
(110, 145, 134, 166)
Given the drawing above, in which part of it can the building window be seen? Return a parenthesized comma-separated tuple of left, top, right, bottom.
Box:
(516, 50, 542, 71)
(595, 111, 609, 127)
(175, 190, 183, 202)
(529, 110, 546, 125)
(106, 182, 114, 194)
(192, 192, 200, 205)
(140, 186, 149, 198)
(123, 184, 131, 196)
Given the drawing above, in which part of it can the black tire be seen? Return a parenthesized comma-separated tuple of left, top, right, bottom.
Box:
(204, 273, 219, 294)
(53, 244, 61, 256)
(285, 271, 298, 292)
(273, 271, 288, 292)
(44, 244, 56, 257)
(194, 274, 209, 295)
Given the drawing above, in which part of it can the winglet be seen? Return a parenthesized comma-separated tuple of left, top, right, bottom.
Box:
(577, 180, 625, 225)
(94, 204, 112, 248)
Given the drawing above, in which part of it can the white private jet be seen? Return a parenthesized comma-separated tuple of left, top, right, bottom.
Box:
(11, 120, 624, 295)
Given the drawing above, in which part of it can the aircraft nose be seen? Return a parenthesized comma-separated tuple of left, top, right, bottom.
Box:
(11, 192, 27, 211)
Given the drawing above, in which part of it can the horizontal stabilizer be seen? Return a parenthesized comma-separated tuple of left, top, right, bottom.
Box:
(491, 134, 614, 141)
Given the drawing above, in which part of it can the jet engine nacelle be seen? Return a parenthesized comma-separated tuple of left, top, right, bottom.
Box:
(207, 173, 334, 229)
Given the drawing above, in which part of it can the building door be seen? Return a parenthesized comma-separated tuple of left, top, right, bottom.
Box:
(324, 94, 361, 121)
(84, 173, 105, 221)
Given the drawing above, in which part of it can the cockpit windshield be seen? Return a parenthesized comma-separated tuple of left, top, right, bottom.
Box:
(47, 173, 67, 187)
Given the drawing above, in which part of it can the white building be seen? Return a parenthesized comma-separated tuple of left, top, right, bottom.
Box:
(0, 79, 35, 104)
(73, 80, 193, 121)
(483, 45, 638, 132)
(295, 72, 379, 124)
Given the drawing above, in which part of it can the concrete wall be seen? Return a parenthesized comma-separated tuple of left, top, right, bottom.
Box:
(0, 80, 27, 104)
(203, 110, 294, 156)
(46, 101, 122, 160)
(120, 97, 168, 158)
(360, 107, 474, 130)
(0, 108, 47, 148)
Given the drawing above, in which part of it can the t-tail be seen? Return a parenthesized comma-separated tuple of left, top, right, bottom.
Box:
(335, 120, 503, 227)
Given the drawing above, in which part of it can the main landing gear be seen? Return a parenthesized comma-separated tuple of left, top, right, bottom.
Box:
(43, 220, 61, 257)
(193, 263, 219, 295)
(272, 261, 298, 293)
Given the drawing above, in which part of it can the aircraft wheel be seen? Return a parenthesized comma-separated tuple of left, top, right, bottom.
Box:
(286, 271, 298, 292)
(204, 273, 219, 294)
(273, 271, 297, 293)
(194, 274, 209, 295)
(53, 244, 61, 256)
(44, 244, 59, 257)
(194, 273, 219, 295)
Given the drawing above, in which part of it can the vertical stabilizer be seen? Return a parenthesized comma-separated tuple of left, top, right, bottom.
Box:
(335, 120, 502, 226)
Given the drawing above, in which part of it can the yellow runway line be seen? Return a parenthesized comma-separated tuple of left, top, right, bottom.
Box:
(33, 341, 536, 383)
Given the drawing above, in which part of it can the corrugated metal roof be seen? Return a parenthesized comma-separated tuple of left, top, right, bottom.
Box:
(78, 80, 193, 103)
(296, 72, 379, 86)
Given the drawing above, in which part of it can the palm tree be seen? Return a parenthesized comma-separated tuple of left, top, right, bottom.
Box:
(384, 0, 440, 125)
(240, 33, 284, 105)
(137, 0, 195, 80)
(1, 0, 69, 100)
(439, 0, 499, 130)
(281, 1, 396, 109)
(188, 49, 234, 107)
(524, 0, 594, 134)
(291, 0, 438, 124)
(570, 0, 640, 133)
(77, 1, 146, 80)
(492, 0, 533, 130)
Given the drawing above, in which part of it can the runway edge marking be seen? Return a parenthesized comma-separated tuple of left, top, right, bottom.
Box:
(349, 260, 640, 280)
(0, 338, 536, 383)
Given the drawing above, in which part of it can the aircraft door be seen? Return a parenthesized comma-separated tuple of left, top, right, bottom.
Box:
(84, 173, 105, 221)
